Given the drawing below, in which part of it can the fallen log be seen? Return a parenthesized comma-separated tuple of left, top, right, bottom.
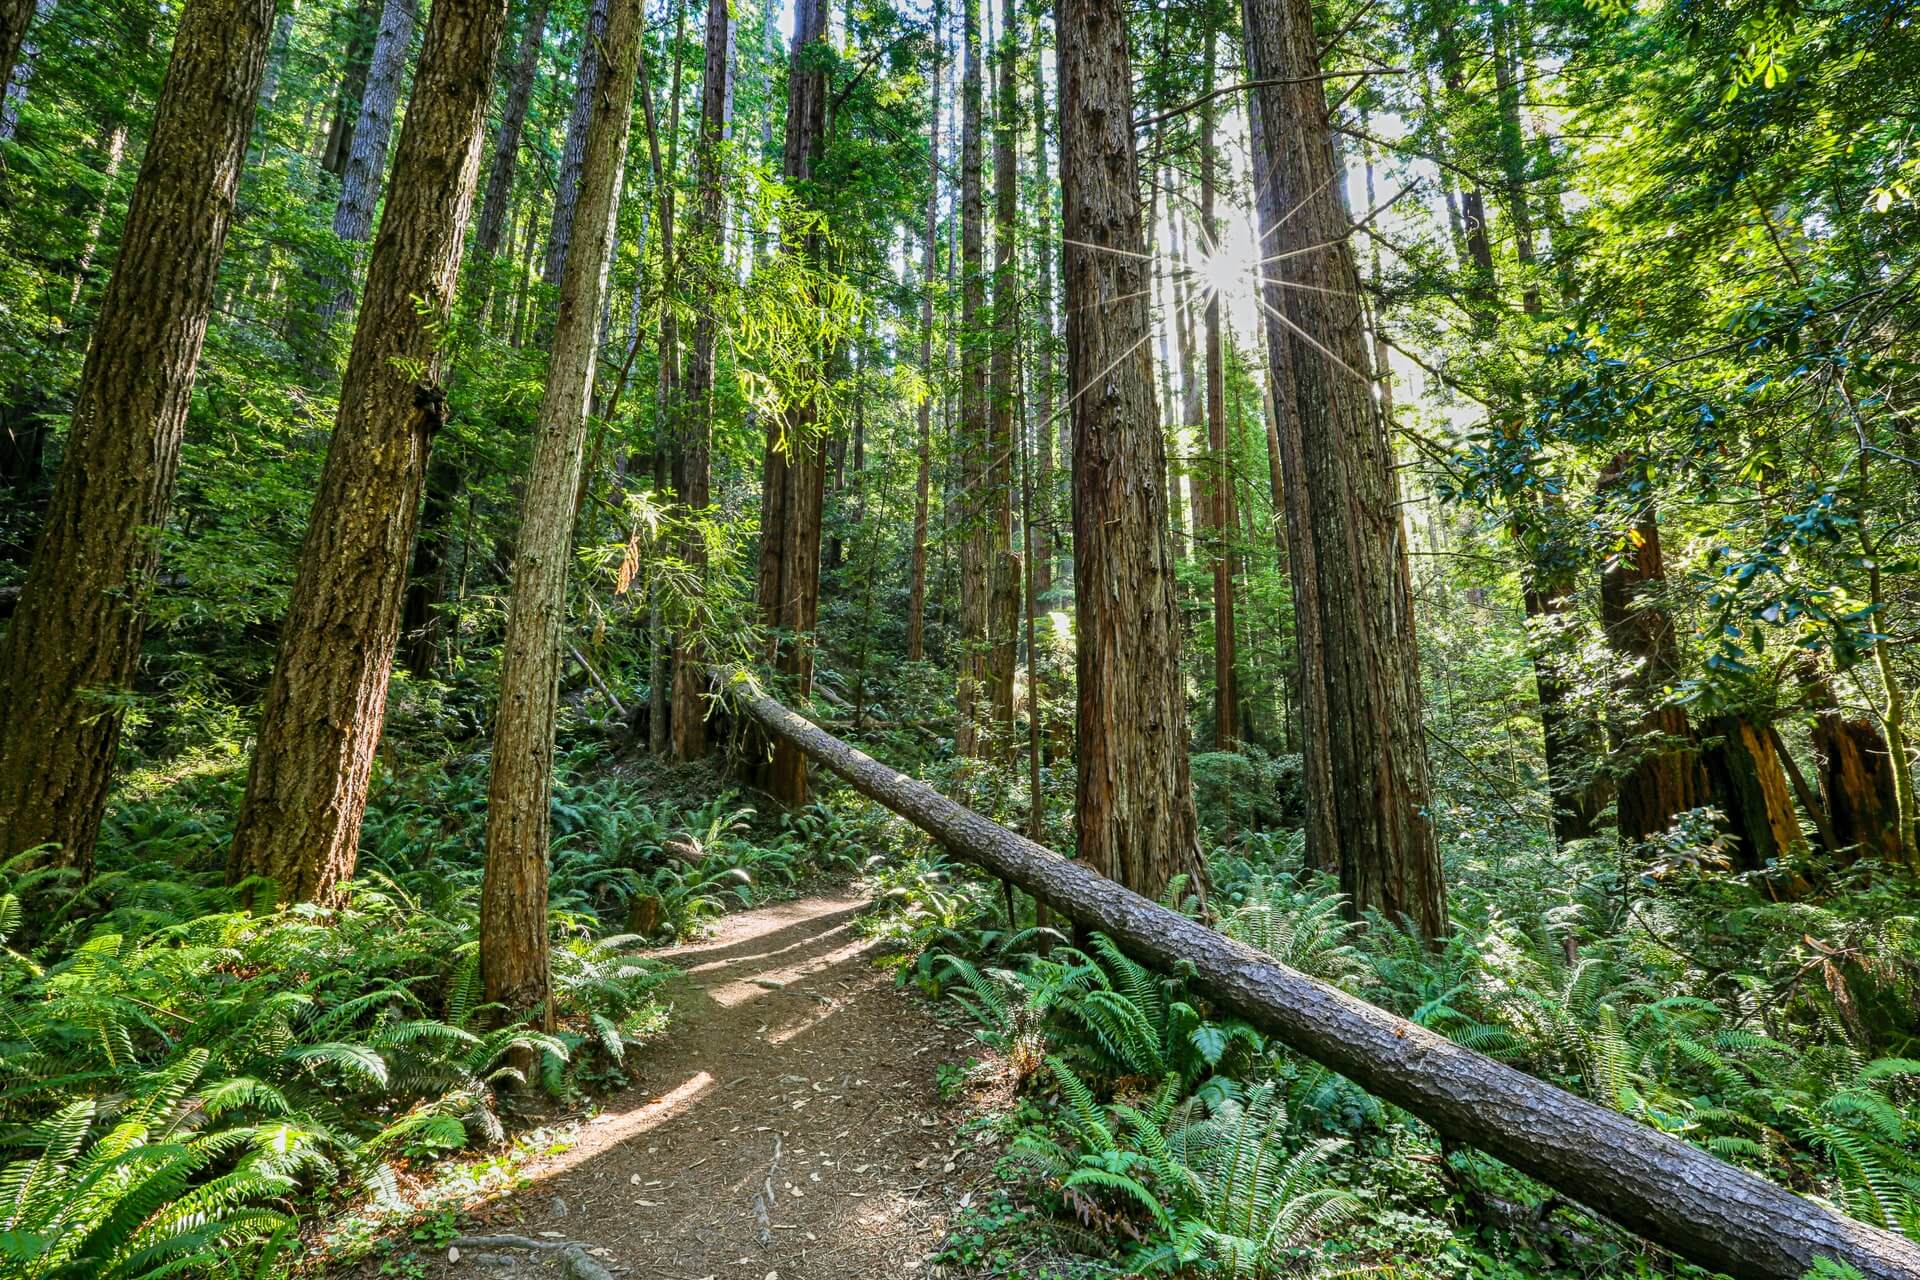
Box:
(716, 668, 1920, 1280)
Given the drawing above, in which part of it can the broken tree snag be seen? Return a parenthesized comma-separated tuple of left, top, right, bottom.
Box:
(1598, 455, 1709, 842)
(716, 670, 1920, 1280)
(1702, 716, 1805, 868)
(1815, 712, 1903, 862)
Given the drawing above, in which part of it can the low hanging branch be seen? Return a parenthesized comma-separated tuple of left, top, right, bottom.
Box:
(715, 668, 1920, 1280)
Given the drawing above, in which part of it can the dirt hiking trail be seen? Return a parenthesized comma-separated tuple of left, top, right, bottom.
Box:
(430, 894, 993, 1280)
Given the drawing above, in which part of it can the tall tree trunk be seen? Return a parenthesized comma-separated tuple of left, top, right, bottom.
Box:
(750, 0, 830, 803)
(1199, 44, 1237, 748)
(1244, 0, 1445, 935)
(320, 0, 376, 174)
(481, 0, 642, 1025)
(1029, 22, 1057, 600)
(953, 0, 989, 758)
(0, 0, 273, 873)
(668, 0, 731, 763)
(1597, 454, 1709, 844)
(474, 0, 552, 267)
(985, 0, 1019, 757)
(1246, 76, 1334, 869)
(1522, 566, 1609, 842)
(1489, 0, 1539, 315)
(1813, 706, 1903, 863)
(320, 0, 418, 324)
(544, 0, 610, 291)
(906, 0, 941, 663)
(229, 0, 508, 902)
(1056, 0, 1203, 900)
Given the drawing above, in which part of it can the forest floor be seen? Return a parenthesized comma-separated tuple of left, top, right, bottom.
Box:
(418, 893, 992, 1280)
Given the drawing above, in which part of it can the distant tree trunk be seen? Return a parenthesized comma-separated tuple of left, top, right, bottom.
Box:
(1056, 0, 1204, 901)
(1246, 78, 1334, 869)
(66, 123, 129, 309)
(1519, 543, 1609, 843)
(320, 0, 418, 324)
(668, 0, 731, 764)
(1029, 21, 1057, 600)
(402, 454, 458, 678)
(905, 0, 940, 663)
(954, 0, 989, 758)
(229, 0, 508, 903)
(986, 0, 1020, 757)
(1702, 716, 1803, 868)
(1244, 0, 1445, 935)
(751, 0, 830, 803)
(1169, 201, 1200, 560)
(1199, 47, 1238, 749)
(0, 0, 273, 873)
(481, 0, 642, 1025)
(544, 0, 609, 291)
(1596, 456, 1709, 845)
(320, 0, 377, 175)
(1489, 0, 1539, 315)
(473, 0, 551, 267)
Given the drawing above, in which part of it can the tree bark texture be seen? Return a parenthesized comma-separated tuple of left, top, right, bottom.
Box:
(1597, 456, 1709, 844)
(320, 0, 376, 175)
(544, 0, 609, 290)
(0, 0, 34, 112)
(985, 0, 1020, 754)
(1199, 64, 1238, 749)
(1245, 81, 1335, 872)
(905, 0, 941, 663)
(748, 0, 830, 802)
(668, 0, 733, 764)
(320, 0, 418, 323)
(1702, 716, 1804, 868)
(1055, 0, 1203, 901)
(720, 673, 1920, 1280)
(1030, 22, 1057, 600)
(1814, 712, 1903, 861)
(0, 0, 272, 872)
(229, 0, 508, 903)
(481, 0, 642, 1025)
(1244, 0, 1444, 934)
(954, 0, 989, 759)
(474, 0, 551, 266)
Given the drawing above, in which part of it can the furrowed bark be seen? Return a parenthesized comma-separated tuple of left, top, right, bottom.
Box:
(230, 0, 508, 903)
(0, 0, 274, 873)
(1056, 0, 1202, 900)
(481, 0, 643, 1025)
(905, 0, 939, 663)
(720, 674, 1920, 1280)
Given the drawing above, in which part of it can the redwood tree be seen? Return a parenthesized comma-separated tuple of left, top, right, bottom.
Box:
(906, 0, 941, 663)
(481, 0, 643, 1025)
(953, 0, 989, 757)
(669, 0, 733, 764)
(229, 0, 509, 902)
(1244, 0, 1446, 936)
(752, 0, 830, 804)
(0, 0, 274, 873)
(1056, 0, 1204, 900)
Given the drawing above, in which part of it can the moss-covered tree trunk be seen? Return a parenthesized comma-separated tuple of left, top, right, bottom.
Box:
(229, 0, 508, 903)
(1057, 0, 1203, 900)
(480, 0, 642, 1026)
(1244, 0, 1445, 935)
(0, 0, 272, 874)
